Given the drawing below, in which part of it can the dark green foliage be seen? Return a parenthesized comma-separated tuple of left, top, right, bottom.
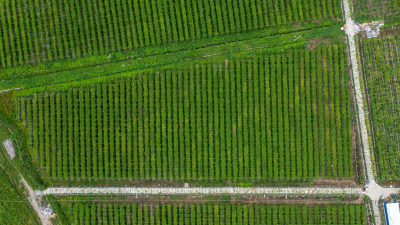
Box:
(17, 45, 354, 183)
(0, 0, 343, 68)
(60, 202, 368, 225)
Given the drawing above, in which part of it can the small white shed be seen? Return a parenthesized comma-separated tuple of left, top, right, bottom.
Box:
(385, 202, 400, 225)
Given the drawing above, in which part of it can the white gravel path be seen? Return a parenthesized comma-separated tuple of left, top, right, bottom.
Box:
(342, 0, 374, 183)
(38, 186, 361, 196)
(341, 0, 400, 223)
(340, 0, 384, 221)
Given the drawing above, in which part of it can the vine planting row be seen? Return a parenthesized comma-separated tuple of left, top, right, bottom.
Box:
(60, 202, 368, 225)
(0, 0, 342, 67)
(15, 45, 354, 183)
(360, 35, 400, 181)
(352, 0, 400, 20)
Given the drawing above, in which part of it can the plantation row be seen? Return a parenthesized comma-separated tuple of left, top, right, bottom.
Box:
(0, 0, 342, 67)
(360, 35, 400, 181)
(352, 0, 400, 20)
(16, 45, 354, 182)
(60, 202, 368, 225)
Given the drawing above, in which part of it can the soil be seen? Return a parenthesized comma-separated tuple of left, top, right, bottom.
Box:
(380, 180, 400, 187)
(45, 177, 319, 188)
(307, 38, 323, 50)
(380, 26, 400, 36)
(351, 100, 364, 184)
(74, 194, 361, 206)
(313, 178, 358, 187)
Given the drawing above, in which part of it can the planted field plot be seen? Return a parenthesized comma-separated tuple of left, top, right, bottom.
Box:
(360, 35, 400, 181)
(15, 45, 355, 183)
(0, 0, 342, 67)
(57, 202, 368, 225)
(352, 0, 400, 20)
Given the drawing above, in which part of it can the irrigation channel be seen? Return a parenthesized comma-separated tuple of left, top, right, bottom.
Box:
(13, 1, 400, 224)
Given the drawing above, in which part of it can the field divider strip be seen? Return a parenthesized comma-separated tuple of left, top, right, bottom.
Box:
(38, 186, 362, 196)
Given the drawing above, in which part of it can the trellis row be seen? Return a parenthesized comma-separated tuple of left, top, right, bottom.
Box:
(0, 0, 342, 67)
(15, 45, 354, 182)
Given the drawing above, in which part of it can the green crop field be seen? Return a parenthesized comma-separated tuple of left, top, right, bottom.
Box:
(14, 43, 357, 184)
(53, 201, 369, 225)
(0, 0, 390, 223)
(0, 0, 342, 68)
(359, 34, 400, 182)
(352, 0, 400, 20)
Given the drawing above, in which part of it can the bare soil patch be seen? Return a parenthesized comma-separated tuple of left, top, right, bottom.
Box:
(313, 178, 358, 187)
(72, 194, 362, 206)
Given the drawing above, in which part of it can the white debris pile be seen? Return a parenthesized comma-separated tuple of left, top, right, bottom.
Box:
(41, 203, 54, 217)
(359, 21, 384, 38)
(3, 138, 15, 159)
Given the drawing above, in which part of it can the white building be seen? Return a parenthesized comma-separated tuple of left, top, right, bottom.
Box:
(385, 202, 400, 225)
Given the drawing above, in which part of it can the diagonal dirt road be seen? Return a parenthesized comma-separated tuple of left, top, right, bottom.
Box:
(20, 175, 51, 225)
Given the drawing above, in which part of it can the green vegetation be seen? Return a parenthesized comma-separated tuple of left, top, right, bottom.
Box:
(53, 200, 368, 225)
(0, 123, 40, 225)
(352, 0, 400, 21)
(14, 43, 356, 184)
(1, 25, 344, 92)
(0, 96, 46, 189)
(360, 34, 400, 181)
(0, 92, 14, 118)
(0, 0, 342, 68)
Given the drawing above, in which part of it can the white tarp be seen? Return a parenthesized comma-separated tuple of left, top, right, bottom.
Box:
(2, 138, 15, 159)
(386, 202, 400, 225)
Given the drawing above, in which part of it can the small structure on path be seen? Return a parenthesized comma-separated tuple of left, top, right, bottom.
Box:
(341, 21, 384, 38)
(359, 21, 384, 38)
(3, 138, 15, 159)
(40, 201, 54, 217)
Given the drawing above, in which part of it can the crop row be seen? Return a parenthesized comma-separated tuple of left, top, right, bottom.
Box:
(0, 0, 342, 67)
(352, 0, 400, 20)
(359, 35, 400, 181)
(16, 45, 354, 182)
(61, 202, 368, 225)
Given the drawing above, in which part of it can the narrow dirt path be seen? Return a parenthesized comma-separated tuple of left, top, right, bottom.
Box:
(20, 176, 51, 225)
